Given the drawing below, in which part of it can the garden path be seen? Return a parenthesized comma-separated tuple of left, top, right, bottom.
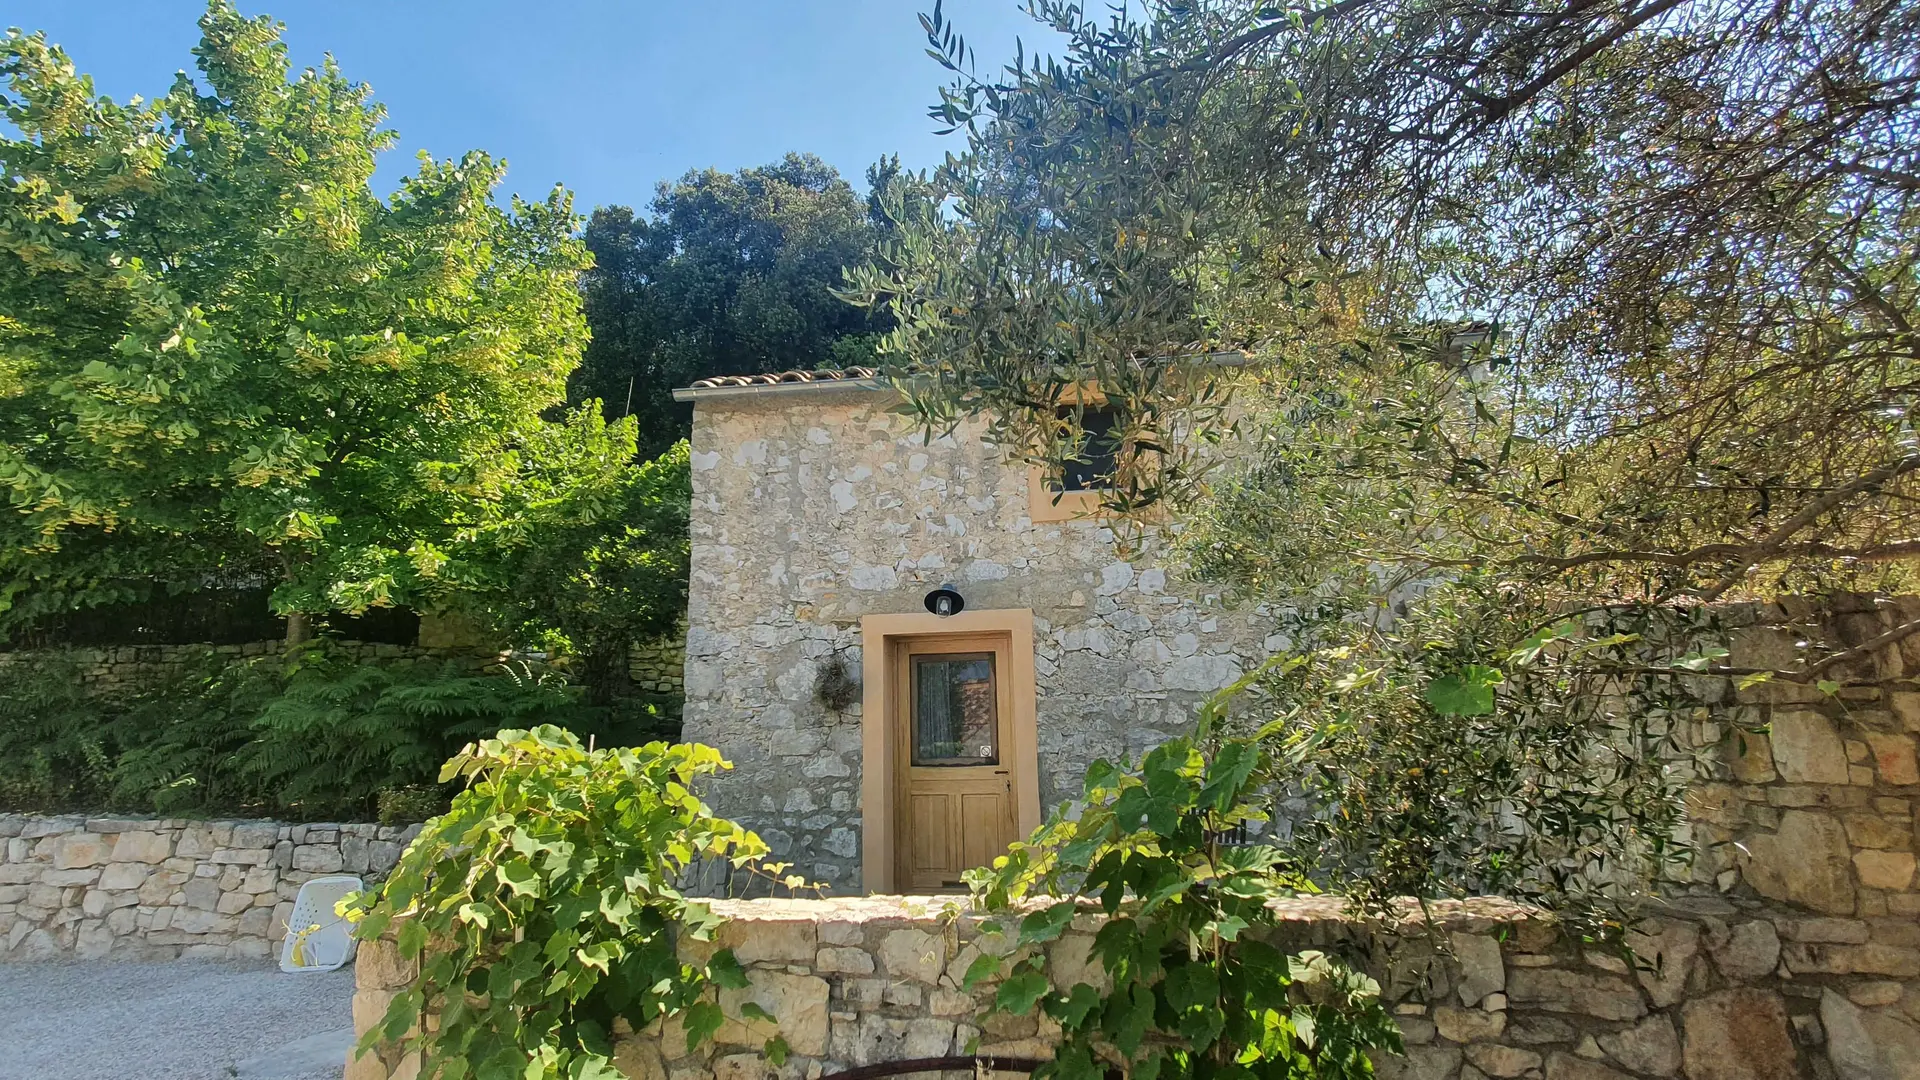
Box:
(0, 961, 353, 1080)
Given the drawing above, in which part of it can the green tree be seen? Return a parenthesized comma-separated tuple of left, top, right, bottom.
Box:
(0, 3, 593, 643)
(572, 154, 886, 457)
(843, 0, 1920, 918)
(447, 416, 692, 708)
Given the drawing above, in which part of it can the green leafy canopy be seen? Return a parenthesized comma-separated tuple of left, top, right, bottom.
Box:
(0, 3, 617, 639)
(572, 155, 893, 458)
(852, 0, 1919, 923)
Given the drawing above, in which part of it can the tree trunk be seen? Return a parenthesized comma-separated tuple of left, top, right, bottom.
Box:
(581, 637, 634, 707)
(274, 550, 312, 648)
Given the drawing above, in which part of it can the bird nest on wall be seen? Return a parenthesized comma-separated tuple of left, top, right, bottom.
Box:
(815, 653, 861, 712)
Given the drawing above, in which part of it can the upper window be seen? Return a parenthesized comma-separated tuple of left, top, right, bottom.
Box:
(1058, 405, 1121, 492)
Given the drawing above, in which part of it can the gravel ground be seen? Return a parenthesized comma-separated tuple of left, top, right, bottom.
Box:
(0, 961, 355, 1080)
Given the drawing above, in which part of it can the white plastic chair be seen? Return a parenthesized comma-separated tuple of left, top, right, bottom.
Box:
(277, 874, 364, 973)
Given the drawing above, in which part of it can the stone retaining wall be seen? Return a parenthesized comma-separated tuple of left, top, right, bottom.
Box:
(348, 893, 1920, 1080)
(0, 639, 496, 695)
(0, 813, 416, 961)
(630, 628, 687, 696)
(340, 597, 1920, 1079)
(1684, 598, 1920, 922)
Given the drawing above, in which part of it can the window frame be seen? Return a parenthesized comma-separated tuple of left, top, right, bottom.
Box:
(1027, 384, 1120, 523)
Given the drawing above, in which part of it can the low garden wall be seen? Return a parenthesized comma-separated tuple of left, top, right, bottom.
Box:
(0, 813, 417, 961)
(348, 892, 1920, 1080)
(342, 599, 1920, 1079)
(0, 639, 496, 695)
(629, 628, 688, 696)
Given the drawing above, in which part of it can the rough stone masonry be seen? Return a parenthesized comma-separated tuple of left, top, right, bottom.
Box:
(680, 377, 1920, 915)
(340, 589, 1920, 1077)
(681, 387, 1279, 891)
(347, 894, 1920, 1080)
(0, 813, 416, 961)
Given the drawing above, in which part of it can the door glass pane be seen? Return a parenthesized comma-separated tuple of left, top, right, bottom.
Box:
(911, 653, 998, 766)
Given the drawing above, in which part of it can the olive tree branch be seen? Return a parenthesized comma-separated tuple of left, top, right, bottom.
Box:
(1696, 454, 1920, 601)
(1471, 0, 1693, 121)
(1508, 537, 1920, 571)
(1578, 615, 1920, 685)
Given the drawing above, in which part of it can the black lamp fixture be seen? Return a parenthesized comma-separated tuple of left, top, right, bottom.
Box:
(924, 583, 965, 617)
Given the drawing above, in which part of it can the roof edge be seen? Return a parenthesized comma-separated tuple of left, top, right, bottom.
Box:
(672, 350, 1258, 403)
(671, 378, 890, 403)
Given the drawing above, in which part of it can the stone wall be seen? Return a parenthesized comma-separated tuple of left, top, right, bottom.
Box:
(630, 627, 688, 697)
(681, 384, 1920, 904)
(346, 893, 1920, 1080)
(0, 813, 416, 962)
(1686, 597, 1920, 919)
(0, 639, 497, 695)
(683, 388, 1277, 890)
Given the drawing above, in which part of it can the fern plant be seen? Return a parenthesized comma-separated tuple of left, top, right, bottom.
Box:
(109, 650, 283, 814)
(0, 641, 635, 820)
(241, 652, 593, 818)
(0, 658, 115, 810)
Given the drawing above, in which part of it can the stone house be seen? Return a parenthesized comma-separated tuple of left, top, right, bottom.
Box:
(675, 368, 1280, 893)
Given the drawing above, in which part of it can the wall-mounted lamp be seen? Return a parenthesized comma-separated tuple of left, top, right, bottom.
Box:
(924, 583, 965, 618)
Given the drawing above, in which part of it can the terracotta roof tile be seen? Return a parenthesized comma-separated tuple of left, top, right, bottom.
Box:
(686, 367, 881, 389)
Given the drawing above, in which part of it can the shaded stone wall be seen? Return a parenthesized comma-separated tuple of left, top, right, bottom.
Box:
(0, 813, 416, 962)
(346, 894, 1920, 1080)
(0, 639, 497, 695)
(630, 627, 688, 696)
(684, 384, 1920, 912)
(682, 388, 1277, 890)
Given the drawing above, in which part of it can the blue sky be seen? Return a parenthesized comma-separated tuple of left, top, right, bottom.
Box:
(9, 1, 1058, 214)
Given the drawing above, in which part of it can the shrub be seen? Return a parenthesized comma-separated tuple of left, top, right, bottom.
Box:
(346, 727, 771, 1079)
(238, 653, 593, 818)
(965, 682, 1402, 1080)
(376, 785, 448, 825)
(108, 649, 287, 814)
(0, 644, 664, 820)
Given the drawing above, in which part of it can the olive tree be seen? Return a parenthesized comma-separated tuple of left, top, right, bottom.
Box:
(843, 0, 1919, 918)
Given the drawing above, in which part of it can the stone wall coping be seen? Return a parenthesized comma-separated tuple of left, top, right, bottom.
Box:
(352, 888, 1920, 1080)
(0, 811, 397, 839)
(699, 893, 1548, 932)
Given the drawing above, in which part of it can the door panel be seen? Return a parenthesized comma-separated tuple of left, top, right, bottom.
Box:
(908, 794, 951, 875)
(895, 633, 1019, 891)
(959, 792, 1013, 870)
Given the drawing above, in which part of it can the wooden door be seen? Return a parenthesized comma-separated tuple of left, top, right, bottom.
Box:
(893, 633, 1018, 891)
